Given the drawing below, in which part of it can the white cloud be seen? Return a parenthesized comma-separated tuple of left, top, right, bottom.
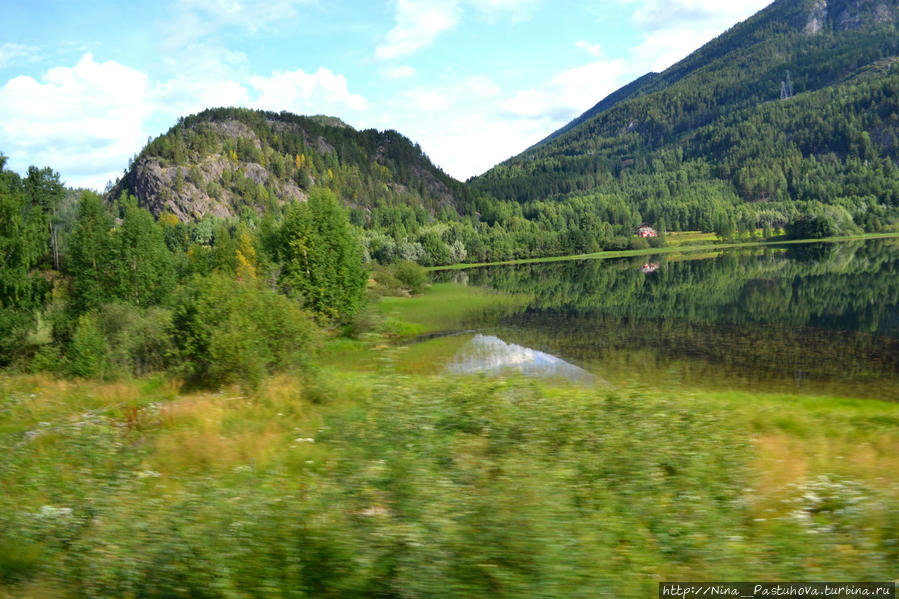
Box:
(618, 0, 771, 72)
(375, 0, 541, 60)
(463, 75, 501, 98)
(379, 64, 417, 80)
(154, 77, 251, 120)
(168, 0, 312, 39)
(404, 113, 549, 180)
(575, 40, 604, 58)
(0, 43, 39, 69)
(158, 0, 311, 82)
(160, 43, 250, 88)
(468, 0, 540, 21)
(627, 0, 772, 30)
(0, 53, 368, 189)
(502, 58, 630, 121)
(405, 89, 452, 112)
(502, 89, 552, 119)
(250, 67, 368, 113)
(375, 0, 461, 61)
(631, 27, 722, 72)
(0, 53, 151, 188)
(401, 74, 499, 112)
(373, 71, 529, 178)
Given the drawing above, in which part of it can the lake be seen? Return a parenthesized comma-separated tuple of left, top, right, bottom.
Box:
(430, 239, 899, 400)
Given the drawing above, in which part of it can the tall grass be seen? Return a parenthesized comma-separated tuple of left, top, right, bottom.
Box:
(2, 372, 897, 597)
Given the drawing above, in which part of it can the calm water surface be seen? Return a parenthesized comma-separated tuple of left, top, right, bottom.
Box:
(433, 239, 899, 400)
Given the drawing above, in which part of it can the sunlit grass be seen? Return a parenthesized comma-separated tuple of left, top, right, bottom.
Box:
(0, 374, 179, 436)
(318, 337, 381, 371)
(2, 371, 898, 595)
(389, 333, 474, 375)
(375, 282, 528, 336)
(665, 230, 720, 245)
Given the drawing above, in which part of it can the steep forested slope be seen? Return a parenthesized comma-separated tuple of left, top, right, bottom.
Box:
(473, 0, 899, 235)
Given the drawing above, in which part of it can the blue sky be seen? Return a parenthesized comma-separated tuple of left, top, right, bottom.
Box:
(0, 0, 772, 189)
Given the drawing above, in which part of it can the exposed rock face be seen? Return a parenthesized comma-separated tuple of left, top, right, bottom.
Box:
(805, 0, 828, 34)
(128, 156, 308, 221)
(117, 119, 308, 221)
(834, 0, 899, 28)
(805, 0, 899, 34)
(129, 159, 228, 221)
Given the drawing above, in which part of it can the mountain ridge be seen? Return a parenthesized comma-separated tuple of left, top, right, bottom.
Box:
(526, 0, 899, 161)
(110, 107, 474, 224)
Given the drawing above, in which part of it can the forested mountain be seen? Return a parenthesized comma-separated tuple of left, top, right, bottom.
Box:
(109, 107, 655, 266)
(473, 0, 899, 236)
(98, 0, 899, 269)
(111, 107, 476, 224)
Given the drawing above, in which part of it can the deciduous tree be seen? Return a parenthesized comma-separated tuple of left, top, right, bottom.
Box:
(279, 188, 367, 322)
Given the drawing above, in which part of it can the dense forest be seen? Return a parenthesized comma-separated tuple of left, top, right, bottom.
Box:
(110, 107, 675, 266)
(114, 107, 478, 223)
(1, 152, 374, 384)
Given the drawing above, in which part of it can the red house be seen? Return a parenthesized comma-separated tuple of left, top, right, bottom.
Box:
(637, 223, 658, 238)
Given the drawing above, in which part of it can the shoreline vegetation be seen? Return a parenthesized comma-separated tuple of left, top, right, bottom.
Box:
(429, 231, 899, 271)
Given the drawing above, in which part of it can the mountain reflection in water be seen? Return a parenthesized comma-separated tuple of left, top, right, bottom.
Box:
(446, 334, 595, 384)
(434, 239, 899, 400)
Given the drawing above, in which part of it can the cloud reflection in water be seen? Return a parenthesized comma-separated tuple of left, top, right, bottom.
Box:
(446, 334, 595, 384)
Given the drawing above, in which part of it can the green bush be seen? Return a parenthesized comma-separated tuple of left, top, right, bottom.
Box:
(0, 538, 43, 584)
(648, 235, 666, 248)
(607, 236, 631, 251)
(67, 313, 107, 378)
(628, 236, 650, 250)
(368, 260, 430, 297)
(172, 273, 319, 388)
(0, 307, 36, 367)
(29, 343, 62, 374)
(96, 303, 174, 377)
(368, 263, 402, 297)
(786, 213, 836, 239)
(394, 260, 429, 294)
(57, 304, 174, 379)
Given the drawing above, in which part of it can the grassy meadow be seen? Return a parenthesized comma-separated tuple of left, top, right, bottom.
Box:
(2, 282, 898, 597)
